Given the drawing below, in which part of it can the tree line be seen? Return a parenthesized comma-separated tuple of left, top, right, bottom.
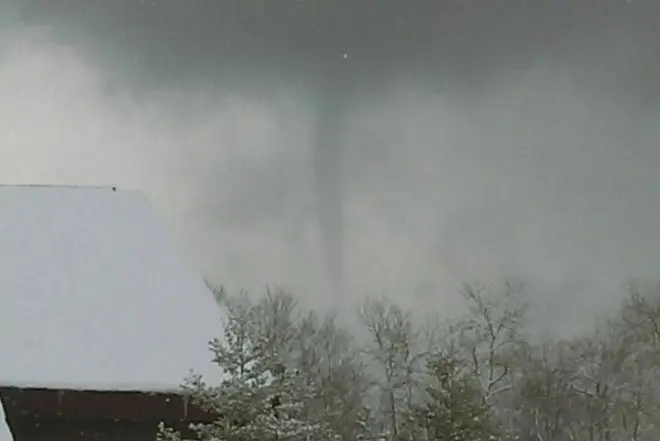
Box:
(159, 279, 660, 441)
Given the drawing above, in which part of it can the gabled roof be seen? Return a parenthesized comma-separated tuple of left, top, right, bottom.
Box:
(0, 186, 224, 391)
(0, 397, 12, 441)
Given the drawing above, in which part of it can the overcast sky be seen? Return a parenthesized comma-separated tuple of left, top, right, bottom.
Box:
(1, 0, 659, 335)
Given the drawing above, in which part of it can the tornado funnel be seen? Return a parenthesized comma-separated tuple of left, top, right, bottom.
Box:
(312, 81, 347, 299)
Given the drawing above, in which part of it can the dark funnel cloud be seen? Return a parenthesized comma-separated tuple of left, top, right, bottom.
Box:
(312, 79, 348, 297)
(2, 0, 659, 332)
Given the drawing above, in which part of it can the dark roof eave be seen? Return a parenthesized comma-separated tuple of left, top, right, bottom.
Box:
(0, 386, 216, 424)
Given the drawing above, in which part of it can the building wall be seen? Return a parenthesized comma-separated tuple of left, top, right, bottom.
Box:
(0, 387, 211, 441)
(10, 419, 190, 441)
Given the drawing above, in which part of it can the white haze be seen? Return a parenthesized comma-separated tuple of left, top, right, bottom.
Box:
(1, 19, 659, 336)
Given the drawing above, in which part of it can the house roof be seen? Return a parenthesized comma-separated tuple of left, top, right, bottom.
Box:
(0, 186, 224, 391)
(0, 397, 12, 441)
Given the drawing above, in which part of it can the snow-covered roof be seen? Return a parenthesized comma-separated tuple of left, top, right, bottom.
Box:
(0, 398, 12, 441)
(0, 186, 224, 391)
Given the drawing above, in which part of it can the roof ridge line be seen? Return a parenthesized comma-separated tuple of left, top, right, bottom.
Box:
(0, 184, 118, 190)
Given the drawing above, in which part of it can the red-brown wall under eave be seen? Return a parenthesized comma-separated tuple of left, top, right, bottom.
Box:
(0, 386, 216, 441)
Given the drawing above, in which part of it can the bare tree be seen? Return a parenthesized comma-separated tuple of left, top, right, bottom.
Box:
(562, 323, 629, 441)
(294, 310, 372, 441)
(507, 339, 577, 441)
(503, 282, 660, 441)
(608, 283, 660, 440)
(358, 295, 432, 441)
(451, 280, 529, 405)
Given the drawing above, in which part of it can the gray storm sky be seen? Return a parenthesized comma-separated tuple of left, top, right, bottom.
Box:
(1, 0, 659, 334)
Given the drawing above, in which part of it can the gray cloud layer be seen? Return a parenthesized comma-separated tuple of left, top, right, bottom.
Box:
(2, 0, 659, 334)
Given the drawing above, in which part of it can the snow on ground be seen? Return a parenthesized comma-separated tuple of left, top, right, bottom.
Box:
(0, 398, 13, 441)
(0, 186, 225, 391)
